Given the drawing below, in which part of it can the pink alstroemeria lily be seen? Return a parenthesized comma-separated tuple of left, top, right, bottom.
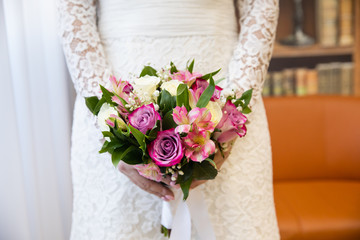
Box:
(172, 106, 214, 134)
(183, 126, 215, 162)
(171, 70, 202, 86)
(110, 75, 134, 100)
(133, 162, 163, 182)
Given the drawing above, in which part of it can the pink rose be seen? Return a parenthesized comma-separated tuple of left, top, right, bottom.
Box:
(148, 129, 184, 167)
(191, 79, 223, 101)
(214, 100, 247, 143)
(128, 103, 161, 134)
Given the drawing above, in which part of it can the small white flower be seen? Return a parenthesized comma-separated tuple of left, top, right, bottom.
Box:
(153, 90, 160, 97)
(154, 104, 159, 111)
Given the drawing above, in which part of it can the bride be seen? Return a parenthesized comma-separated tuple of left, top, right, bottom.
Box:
(58, 0, 280, 239)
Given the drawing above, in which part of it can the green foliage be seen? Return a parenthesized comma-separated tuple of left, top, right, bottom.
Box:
(100, 85, 115, 104)
(192, 161, 218, 180)
(180, 176, 193, 200)
(201, 69, 221, 80)
(146, 120, 160, 141)
(170, 62, 178, 74)
(139, 66, 157, 77)
(233, 89, 253, 114)
(159, 89, 176, 114)
(111, 145, 143, 166)
(176, 84, 190, 111)
(196, 76, 215, 108)
(162, 110, 177, 130)
(161, 225, 171, 238)
(128, 125, 146, 152)
(85, 97, 105, 115)
(187, 59, 195, 73)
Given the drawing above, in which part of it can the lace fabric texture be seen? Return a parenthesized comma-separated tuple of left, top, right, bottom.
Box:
(59, 0, 280, 239)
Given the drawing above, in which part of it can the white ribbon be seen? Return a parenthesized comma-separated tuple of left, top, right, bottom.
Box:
(161, 188, 216, 240)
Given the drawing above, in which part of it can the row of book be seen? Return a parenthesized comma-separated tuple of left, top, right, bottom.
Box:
(263, 62, 354, 97)
(317, 0, 354, 47)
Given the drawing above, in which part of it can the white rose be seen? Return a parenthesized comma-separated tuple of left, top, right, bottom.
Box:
(132, 75, 161, 98)
(160, 80, 182, 96)
(97, 103, 120, 132)
(206, 101, 223, 127)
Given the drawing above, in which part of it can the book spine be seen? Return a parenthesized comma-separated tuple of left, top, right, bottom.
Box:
(339, 0, 354, 46)
(317, 0, 339, 47)
(272, 72, 283, 97)
(295, 68, 308, 96)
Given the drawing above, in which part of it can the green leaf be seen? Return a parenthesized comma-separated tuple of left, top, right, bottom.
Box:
(240, 89, 253, 107)
(146, 120, 160, 141)
(233, 89, 253, 112)
(159, 89, 176, 114)
(128, 125, 146, 152)
(176, 84, 190, 111)
(93, 98, 106, 115)
(99, 141, 125, 154)
(100, 85, 115, 104)
(180, 176, 193, 200)
(139, 66, 158, 77)
(121, 146, 144, 165)
(192, 161, 218, 180)
(176, 162, 193, 184)
(241, 106, 252, 114)
(112, 145, 143, 166)
(111, 145, 128, 167)
(85, 96, 99, 114)
(204, 158, 218, 170)
(170, 62, 178, 74)
(201, 69, 221, 80)
(162, 110, 177, 130)
(102, 131, 114, 139)
(187, 59, 195, 73)
(196, 76, 215, 108)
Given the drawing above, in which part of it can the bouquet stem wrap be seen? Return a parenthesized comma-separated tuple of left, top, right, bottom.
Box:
(161, 188, 216, 240)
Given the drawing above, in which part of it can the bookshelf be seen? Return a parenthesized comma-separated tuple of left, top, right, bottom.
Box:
(266, 0, 360, 97)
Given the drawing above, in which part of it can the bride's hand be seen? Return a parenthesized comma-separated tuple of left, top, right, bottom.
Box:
(117, 162, 175, 201)
(190, 148, 231, 189)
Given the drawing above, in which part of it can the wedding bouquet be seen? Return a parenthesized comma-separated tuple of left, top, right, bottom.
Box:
(85, 60, 252, 201)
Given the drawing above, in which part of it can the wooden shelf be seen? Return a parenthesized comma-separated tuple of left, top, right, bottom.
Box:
(272, 44, 354, 58)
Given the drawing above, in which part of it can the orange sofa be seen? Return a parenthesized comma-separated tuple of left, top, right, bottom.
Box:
(264, 96, 360, 240)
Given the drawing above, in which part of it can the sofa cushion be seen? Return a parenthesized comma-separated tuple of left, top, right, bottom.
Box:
(274, 180, 360, 240)
(264, 96, 360, 181)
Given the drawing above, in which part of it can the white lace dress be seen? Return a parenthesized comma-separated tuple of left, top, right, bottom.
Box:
(59, 0, 280, 239)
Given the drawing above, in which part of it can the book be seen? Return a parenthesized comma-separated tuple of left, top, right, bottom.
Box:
(295, 68, 308, 96)
(340, 62, 354, 95)
(306, 70, 318, 95)
(272, 72, 283, 96)
(282, 69, 295, 96)
(316, 0, 339, 47)
(339, 0, 354, 46)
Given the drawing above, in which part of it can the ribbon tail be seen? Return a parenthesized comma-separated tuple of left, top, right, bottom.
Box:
(187, 187, 216, 240)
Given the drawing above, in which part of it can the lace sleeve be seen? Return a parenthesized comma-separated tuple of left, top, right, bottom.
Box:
(58, 0, 112, 98)
(227, 0, 279, 105)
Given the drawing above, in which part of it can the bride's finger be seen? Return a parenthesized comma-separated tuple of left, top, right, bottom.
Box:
(160, 175, 172, 186)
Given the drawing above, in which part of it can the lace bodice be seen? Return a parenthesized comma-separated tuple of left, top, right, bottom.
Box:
(58, 0, 278, 103)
